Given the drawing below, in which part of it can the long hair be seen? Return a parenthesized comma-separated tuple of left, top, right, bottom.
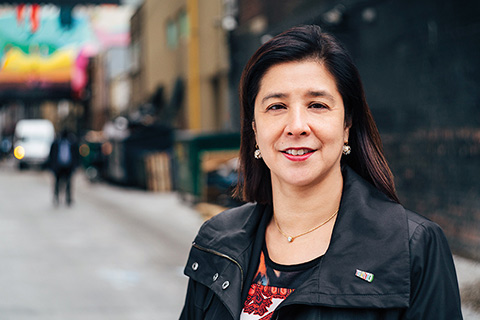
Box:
(235, 25, 399, 204)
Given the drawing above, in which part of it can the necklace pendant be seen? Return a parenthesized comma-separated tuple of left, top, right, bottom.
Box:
(287, 236, 293, 242)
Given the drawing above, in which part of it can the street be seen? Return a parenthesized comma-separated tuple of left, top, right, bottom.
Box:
(0, 158, 204, 320)
(0, 158, 479, 319)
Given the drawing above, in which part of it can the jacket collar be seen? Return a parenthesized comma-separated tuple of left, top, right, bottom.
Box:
(186, 202, 266, 319)
(286, 166, 410, 309)
(188, 166, 410, 313)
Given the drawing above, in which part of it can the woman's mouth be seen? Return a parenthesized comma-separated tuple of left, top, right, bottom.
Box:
(283, 148, 314, 156)
(282, 148, 315, 161)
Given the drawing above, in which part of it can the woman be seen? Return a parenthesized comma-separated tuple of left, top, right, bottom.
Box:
(180, 25, 462, 319)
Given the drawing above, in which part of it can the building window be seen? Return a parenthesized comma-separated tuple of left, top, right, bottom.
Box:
(130, 40, 141, 73)
(179, 10, 189, 40)
(167, 19, 178, 48)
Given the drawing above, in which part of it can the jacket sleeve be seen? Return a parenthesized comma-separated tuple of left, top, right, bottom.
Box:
(403, 220, 463, 320)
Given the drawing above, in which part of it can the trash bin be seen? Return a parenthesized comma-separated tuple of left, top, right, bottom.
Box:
(105, 124, 173, 188)
(174, 131, 240, 202)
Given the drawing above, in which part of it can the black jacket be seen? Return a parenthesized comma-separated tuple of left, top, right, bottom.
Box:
(180, 167, 462, 319)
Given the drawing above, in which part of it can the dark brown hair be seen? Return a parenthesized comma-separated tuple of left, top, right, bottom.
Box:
(235, 25, 399, 204)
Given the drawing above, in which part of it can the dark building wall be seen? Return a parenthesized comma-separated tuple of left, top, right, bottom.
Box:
(230, 0, 480, 260)
(352, 0, 480, 260)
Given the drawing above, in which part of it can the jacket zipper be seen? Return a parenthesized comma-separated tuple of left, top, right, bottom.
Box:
(192, 242, 245, 290)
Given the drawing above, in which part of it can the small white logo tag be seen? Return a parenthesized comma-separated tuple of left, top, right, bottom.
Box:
(355, 269, 374, 283)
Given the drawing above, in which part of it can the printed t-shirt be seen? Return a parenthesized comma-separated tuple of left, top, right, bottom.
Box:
(240, 244, 322, 320)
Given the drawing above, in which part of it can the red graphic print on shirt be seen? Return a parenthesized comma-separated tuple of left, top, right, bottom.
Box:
(243, 284, 294, 319)
(240, 251, 294, 320)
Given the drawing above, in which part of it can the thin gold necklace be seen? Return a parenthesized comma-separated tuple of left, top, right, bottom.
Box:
(274, 209, 339, 243)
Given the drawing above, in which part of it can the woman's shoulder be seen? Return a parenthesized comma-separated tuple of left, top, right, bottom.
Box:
(202, 202, 258, 227)
(404, 210, 456, 278)
(194, 202, 265, 244)
(404, 209, 447, 243)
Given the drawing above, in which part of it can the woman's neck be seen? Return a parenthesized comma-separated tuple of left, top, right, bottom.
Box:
(271, 169, 344, 234)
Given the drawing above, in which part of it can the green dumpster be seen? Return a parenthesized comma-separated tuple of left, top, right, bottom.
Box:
(174, 131, 240, 201)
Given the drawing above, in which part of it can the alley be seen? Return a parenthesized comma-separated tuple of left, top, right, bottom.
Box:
(0, 159, 203, 320)
(1, 158, 480, 319)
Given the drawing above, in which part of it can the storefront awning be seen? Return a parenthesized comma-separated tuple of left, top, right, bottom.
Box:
(0, 1, 120, 4)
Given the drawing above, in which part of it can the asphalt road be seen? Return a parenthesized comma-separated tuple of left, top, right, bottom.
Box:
(0, 158, 204, 320)
(0, 158, 479, 319)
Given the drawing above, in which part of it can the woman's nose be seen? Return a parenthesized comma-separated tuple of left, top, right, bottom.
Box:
(286, 108, 310, 136)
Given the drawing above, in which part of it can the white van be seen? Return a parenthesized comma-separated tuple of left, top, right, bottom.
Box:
(13, 119, 55, 169)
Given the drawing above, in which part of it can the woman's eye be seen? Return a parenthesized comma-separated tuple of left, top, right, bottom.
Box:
(267, 104, 286, 111)
(309, 103, 328, 109)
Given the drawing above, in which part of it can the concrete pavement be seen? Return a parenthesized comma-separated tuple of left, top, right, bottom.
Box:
(0, 159, 204, 319)
(455, 255, 480, 319)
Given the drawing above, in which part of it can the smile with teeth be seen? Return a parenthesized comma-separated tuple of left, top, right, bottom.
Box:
(284, 149, 314, 156)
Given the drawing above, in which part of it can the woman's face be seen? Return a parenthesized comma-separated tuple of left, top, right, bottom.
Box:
(253, 60, 349, 190)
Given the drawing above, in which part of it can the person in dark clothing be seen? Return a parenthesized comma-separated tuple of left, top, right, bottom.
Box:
(48, 129, 79, 206)
(180, 25, 462, 319)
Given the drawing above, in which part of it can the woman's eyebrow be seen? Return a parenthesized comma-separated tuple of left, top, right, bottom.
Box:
(260, 90, 335, 104)
(261, 92, 287, 104)
(307, 90, 335, 102)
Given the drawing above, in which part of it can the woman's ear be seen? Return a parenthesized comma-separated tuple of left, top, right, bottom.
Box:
(343, 124, 350, 143)
(252, 121, 256, 135)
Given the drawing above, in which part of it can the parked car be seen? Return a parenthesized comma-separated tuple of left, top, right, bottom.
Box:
(13, 119, 55, 169)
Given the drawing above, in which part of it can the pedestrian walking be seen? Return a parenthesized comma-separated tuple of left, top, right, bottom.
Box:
(180, 25, 462, 319)
(48, 129, 79, 206)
